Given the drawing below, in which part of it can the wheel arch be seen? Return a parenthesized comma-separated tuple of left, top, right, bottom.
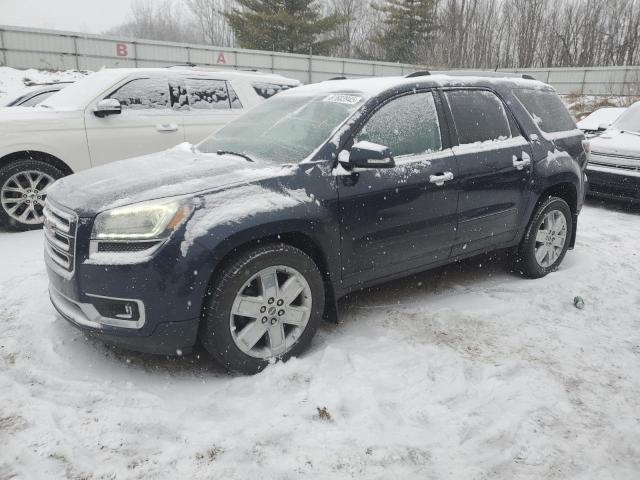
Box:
(0, 150, 74, 176)
(202, 228, 339, 324)
(533, 181, 579, 248)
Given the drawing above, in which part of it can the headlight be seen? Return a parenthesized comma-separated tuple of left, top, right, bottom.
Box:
(91, 199, 191, 241)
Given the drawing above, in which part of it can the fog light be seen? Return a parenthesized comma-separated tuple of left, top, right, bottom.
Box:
(90, 297, 140, 322)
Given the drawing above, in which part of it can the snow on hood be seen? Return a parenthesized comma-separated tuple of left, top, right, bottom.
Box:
(590, 130, 640, 158)
(577, 107, 626, 131)
(47, 143, 298, 215)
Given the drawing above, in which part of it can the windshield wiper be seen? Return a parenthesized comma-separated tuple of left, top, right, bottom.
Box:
(621, 130, 640, 137)
(216, 150, 254, 162)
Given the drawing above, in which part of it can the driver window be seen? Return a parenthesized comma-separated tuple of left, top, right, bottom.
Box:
(108, 77, 170, 110)
(355, 92, 442, 157)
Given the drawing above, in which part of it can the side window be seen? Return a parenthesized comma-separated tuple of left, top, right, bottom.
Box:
(185, 78, 231, 110)
(252, 82, 293, 99)
(108, 78, 170, 110)
(355, 92, 443, 157)
(514, 89, 576, 133)
(445, 89, 513, 144)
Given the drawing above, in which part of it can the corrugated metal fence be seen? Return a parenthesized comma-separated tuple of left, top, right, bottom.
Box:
(1, 24, 639, 96)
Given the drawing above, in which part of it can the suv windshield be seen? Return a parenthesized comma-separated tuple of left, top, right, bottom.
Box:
(611, 102, 640, 133)
(197, 92, 364, 164)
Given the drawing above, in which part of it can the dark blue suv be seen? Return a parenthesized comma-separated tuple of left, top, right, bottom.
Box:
(44, 74, 588, 373)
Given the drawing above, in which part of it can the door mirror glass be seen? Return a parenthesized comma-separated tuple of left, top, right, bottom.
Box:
(94, 99, 122, 117)
(344, 141, 395, 169)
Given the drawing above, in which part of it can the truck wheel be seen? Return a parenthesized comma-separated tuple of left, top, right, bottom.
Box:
(0, 159, 64, 230)
(515, 196, 573, 278)
(200, 243, 325, 374)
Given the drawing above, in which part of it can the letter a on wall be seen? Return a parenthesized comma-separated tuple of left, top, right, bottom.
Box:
(216, 52, 226, 64)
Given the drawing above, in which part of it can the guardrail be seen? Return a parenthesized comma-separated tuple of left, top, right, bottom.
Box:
(1, 24, 639, 96)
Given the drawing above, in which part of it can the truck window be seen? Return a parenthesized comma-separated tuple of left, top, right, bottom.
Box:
(515, 89, 576, 133)
(108, 78, 170, 110)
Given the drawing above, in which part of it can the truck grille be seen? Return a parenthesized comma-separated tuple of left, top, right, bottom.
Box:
(43, 202, 78, 275)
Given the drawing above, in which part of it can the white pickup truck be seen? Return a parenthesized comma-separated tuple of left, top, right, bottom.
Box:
(0, 67, 300, 230)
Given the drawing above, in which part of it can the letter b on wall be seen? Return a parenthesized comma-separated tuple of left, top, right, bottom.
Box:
(116, 43, 129, 57)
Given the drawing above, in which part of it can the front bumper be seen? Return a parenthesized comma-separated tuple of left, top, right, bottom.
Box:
(587, 164, 640, 203)
(49, 284, 200, 355)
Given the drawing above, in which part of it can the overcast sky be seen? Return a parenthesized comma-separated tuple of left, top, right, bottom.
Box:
(1, 0, 133, 33)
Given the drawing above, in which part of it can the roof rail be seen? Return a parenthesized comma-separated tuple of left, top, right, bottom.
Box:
(431, 70, 541, 81)
(326, 76, 348, 81)
(166, 63, 197, 68)
(405, 71, 431, 78)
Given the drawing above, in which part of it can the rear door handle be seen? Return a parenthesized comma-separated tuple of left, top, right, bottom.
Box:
(156, 123, 178, 132)
(513, 156, 531, 170)
(429, 171, 454, 186)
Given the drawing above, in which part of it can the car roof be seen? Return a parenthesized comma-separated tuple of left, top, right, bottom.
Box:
(100, 67, 301, 85)
(284, 74, 549, 100)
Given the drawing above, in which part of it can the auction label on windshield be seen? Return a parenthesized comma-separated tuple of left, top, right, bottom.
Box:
(323, 94, 362, 105)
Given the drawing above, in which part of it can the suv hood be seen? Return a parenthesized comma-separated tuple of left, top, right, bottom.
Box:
(590, 130, 640, 159)
(47, 143, 297, 216)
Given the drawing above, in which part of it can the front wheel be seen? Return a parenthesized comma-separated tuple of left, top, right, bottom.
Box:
(514, 196, 573, 278)
(0, 159, 64, 230)
(200, 243, 325, 374)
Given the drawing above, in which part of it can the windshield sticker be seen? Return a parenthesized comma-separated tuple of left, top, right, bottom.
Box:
(323, 94, 362, 105)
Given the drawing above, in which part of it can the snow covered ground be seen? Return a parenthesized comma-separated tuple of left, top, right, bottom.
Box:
(1, 199, 639, 479)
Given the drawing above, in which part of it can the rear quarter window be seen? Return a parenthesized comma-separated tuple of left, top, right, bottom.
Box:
(253, 83, 294, 99)
(515, 89, 576, 133)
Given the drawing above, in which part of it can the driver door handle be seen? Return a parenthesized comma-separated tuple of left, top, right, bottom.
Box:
(513, 157, 531, 170)
(429, 171, 454, 186)
(156, 123, 178, 132)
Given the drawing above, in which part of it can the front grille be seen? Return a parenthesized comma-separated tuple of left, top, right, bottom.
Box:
(43, 202, 78, 275)
(589, 160, 640, 172)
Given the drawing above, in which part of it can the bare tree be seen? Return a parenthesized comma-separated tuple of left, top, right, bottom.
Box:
(186, 0, 235, 46)
(105, 0, 640, 68)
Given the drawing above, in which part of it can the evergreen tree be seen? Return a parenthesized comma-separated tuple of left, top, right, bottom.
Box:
(374, 0, 438, 63)
(225, 0, 344, 55)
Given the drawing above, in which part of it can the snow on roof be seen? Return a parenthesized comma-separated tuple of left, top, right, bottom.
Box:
(285, 74, 548, 99)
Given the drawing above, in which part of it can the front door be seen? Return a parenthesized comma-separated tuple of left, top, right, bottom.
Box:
(85, 76, 185, 166)
(337, 90, 459, 285)
(442, 88, 533, 255)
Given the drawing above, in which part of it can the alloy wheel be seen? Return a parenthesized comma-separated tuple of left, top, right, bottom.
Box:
(229, 265, 312, 359)
(534, 209, 568, 268)
(1, 170, 55, 225)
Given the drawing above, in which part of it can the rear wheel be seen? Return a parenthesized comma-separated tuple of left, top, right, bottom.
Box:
(514, 196, 573, 278)
(200, 243, 325, 374)
(0, 159, 64, 230)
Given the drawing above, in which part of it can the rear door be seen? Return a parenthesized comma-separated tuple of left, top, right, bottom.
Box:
(337, 90, 459, 284)
(85, 75, 185, 166)
(443, 88, 533, 255)
(181, 77, 244, 144)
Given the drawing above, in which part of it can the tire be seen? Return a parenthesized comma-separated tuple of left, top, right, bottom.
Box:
(0, 159, 65, 231)
(200, 243, 326, 374)
(514, 196, 573, 278)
